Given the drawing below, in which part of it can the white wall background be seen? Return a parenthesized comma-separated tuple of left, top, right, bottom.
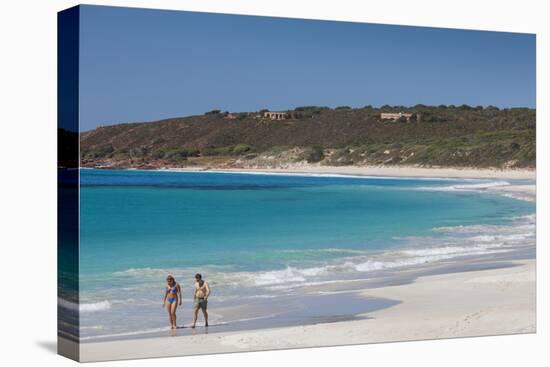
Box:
(0, 0, 547, 366)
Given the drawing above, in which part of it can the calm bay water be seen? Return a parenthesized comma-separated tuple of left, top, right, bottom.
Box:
(73, 169, 535, 340)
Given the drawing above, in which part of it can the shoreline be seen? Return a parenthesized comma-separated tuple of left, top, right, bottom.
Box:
(85, 164, 536, 180)
(135, 165, 535, 180)
(78, 258, 536, 362)
(205, 165, 536, 180)
(145, 165, 538, 202)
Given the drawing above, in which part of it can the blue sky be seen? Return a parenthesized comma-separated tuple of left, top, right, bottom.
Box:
(79, 5, 536, 131)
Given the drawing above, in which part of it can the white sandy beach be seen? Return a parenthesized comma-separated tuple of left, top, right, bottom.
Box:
(179, 165, 536, 180)
(78, 259, 535, 362)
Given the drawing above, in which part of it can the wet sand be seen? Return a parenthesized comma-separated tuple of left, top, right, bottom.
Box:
(78, 259, 535, 362)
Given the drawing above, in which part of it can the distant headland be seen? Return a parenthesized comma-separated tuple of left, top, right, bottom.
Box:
(77, 104, 535, 170)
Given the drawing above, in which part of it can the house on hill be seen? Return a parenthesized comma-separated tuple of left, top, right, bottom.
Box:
(263, 111, 287, 120)
(380, 112, 413, 121)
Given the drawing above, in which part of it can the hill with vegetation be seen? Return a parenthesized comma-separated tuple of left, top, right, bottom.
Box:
(79, 105, 536, 169)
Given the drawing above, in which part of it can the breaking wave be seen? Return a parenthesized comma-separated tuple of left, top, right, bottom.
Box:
(417, 180, 510, 192)
(103, 213, 534, 291)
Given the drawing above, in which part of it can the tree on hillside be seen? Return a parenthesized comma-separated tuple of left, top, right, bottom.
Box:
(205, 109, 221, 115)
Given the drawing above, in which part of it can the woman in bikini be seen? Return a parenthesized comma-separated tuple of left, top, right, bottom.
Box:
(163, 275, 182, 329)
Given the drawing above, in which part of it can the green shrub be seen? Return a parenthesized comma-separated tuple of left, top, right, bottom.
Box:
(232, 144, 253, 155)
(84, 146, 114, 158)
(201, 146, 233, 156)
(327, 148, 353, 165)
(301, 146, 324, 163)
(129, 147, 148, 158)
(268, 145, 292, 154)
(294, 106, 330, 112)
(204, 109, 221, 115)
(153, 147, 199, 160)
(201, 145, 254, 156)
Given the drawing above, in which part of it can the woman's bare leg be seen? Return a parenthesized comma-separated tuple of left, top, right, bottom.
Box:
(170, 302, 178, 329)
(166, 303, 173, 328)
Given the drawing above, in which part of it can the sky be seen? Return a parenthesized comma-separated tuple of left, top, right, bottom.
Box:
(79, 5, 536, 131)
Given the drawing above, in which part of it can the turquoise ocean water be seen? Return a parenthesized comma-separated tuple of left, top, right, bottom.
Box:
(72, 169, 535, 340)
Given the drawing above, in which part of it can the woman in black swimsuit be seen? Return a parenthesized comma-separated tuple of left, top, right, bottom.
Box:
(163, 275, 182, 329)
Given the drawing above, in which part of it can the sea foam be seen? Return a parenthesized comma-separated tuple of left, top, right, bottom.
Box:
(417, 180, 511, 192)
(104, 215, 534, 291)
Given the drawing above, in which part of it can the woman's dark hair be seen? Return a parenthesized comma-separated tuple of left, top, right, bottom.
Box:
(195, 273, 202, 280)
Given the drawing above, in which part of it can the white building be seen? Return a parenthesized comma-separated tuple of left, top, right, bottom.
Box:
(380, 112, 413, 121)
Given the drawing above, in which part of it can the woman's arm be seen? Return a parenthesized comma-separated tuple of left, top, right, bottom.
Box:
(177, 284, 182, 305)
(162, 287, 168, 307)
(205, 282, 211, 299)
